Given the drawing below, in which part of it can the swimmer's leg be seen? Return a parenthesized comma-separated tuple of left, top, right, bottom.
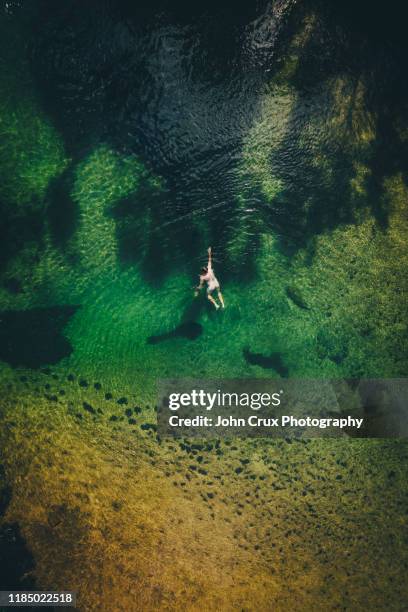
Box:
(217, 289, 225, 308)
(207, 294, 220, 310)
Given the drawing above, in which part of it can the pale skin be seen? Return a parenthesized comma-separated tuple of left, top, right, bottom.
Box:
(195, 247, 225, 310)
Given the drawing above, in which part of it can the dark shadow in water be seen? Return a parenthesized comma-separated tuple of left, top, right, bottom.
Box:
(46, 165, 79, 252)
(180, 294, 206, 323)
(142, 218, 204, 286)
(363, 107, 408, 230)
(108, 196, 145, 264)
(243, 347, 289, 377)
(0, 305, 79, 368)
(27, 0, 268, 285)
(0, 484, 12, 518)
(0, 465, 12, 518)
(109, 183, 173, 285)
(330, 0, 408, 229)
(26, 0, 408, 277)
(0, 523, 36, 590)
(268, 0, 408, 246)
(117, 0, 270, 73)
(285, 285, 310, 310)
(109, 185, 193, 285)
(2, 277, 23, 295)
(0, 199, 45, 274)
(147, 293, 207, 344)
(147, 321, 202, 344)
(263, 114, 357, 249)
(110, 175, 233, 287)
(29, 0, 272, 153)
(0, 467, 33, 593)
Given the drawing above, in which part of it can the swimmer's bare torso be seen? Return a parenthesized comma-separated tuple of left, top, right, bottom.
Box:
(195, 247, 225, 310)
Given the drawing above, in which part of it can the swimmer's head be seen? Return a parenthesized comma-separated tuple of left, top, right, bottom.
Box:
(201, 266, 208, 274)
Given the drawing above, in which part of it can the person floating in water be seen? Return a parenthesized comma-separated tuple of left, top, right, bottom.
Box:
(195, 247, 225, 310)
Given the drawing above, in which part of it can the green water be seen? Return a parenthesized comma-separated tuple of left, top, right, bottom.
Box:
(0, 3, 407, 397)
(1, 2, 408, 608)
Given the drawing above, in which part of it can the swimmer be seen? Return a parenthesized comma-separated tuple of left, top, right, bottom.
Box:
(195, 247, 225, 310)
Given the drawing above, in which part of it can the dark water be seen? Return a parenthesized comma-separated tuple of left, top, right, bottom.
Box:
(29, 0, 280, 278)
(0, 4, 408, 608)
(0, 306, 79, 367)
(17, 0, 408, 273)
(0, 0, 408, 387)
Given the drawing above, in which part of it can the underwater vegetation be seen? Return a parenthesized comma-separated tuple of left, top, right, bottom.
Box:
(1, 374, 408, 609)
(0, 12, 67, 276)
(0, 0, 407, 609)
(0, 0, 406, 382)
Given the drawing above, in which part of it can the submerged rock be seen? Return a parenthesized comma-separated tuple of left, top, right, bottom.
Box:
(285, 285, 310, 310)
(140, 423, 157, 432)
(243, 347, 289, 377)
(83, 402, 96, 415)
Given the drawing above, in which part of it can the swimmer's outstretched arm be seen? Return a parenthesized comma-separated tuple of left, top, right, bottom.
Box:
(207, 246, 213, 271)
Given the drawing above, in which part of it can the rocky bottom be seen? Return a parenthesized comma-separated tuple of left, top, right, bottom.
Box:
(0, 368, 407, 611)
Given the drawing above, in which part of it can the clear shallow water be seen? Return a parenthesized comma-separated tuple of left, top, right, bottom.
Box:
(1, 3, 408, 609)
(0, 0, 407, 396)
